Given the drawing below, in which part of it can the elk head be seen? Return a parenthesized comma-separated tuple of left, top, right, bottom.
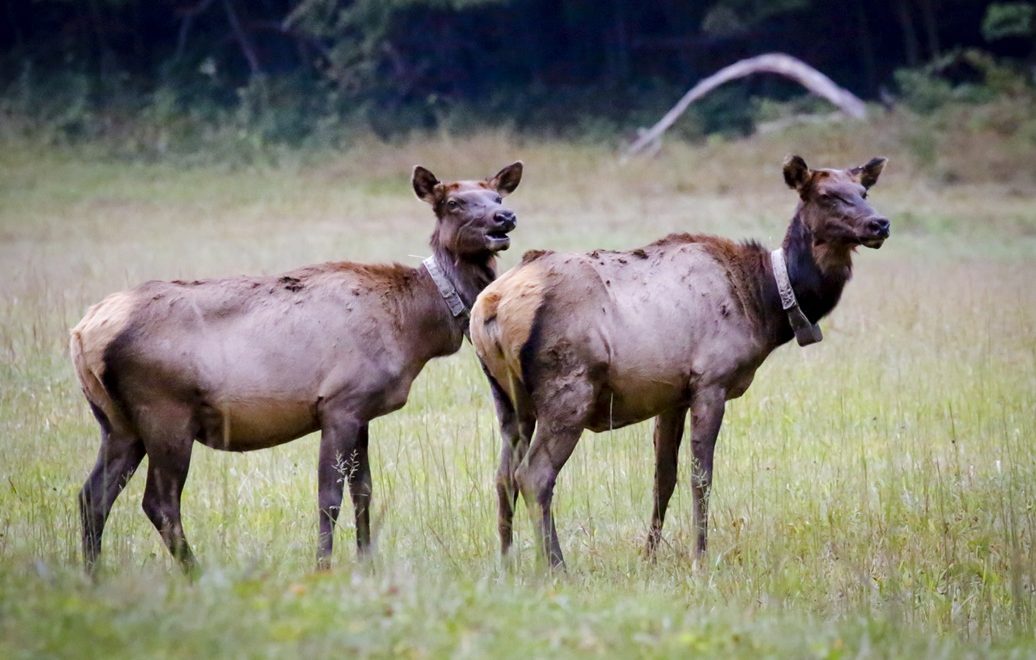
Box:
(412, 162, 523, 258)
(784, 155, 890, 250)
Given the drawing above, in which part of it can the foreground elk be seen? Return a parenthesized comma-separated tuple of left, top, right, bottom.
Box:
(471, 155, 890, 568)
(71, 162, 523, 572)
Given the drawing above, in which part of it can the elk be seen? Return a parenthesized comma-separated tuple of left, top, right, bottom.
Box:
(70, 161, 523, 573)
(471, 155, 889, 568)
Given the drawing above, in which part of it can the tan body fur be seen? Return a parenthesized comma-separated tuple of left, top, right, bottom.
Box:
(72, 264, 456, 451)
(476, 240, 769, 434)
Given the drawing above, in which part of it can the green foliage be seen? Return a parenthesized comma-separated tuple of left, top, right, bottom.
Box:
(288, 0, 394, 95)
(702, 0, 808, 34)
(982, 2, 1035, 41)
(894, 69, 967, 113)
(0, 61, 96, 142)
(285, 0, 505, 96)
(894, 49, 1033, 114)
(887, 51, 1036, 179)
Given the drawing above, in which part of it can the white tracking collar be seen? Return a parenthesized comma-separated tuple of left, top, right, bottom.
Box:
(423, 256, 469, 319)
(770, 248, 823, 347)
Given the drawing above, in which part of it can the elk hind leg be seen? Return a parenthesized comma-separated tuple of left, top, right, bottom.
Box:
(515, 423, 581, 569)
(486, 369, 536, 557)
(79, 405, 145, 572)
(138, 405, 198, 574)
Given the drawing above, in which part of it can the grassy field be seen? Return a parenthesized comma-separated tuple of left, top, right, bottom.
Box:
(1, 116, 1035, 657)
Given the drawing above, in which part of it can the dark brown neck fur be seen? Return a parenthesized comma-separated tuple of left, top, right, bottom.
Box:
(751, 209, 855, 347)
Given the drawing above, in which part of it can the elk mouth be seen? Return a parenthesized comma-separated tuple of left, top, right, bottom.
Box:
(859, 228, 890, 249)
(485, 228, 513, 251)
(858, 217, 890, 249)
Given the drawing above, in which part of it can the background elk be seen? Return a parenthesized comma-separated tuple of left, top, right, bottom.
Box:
(70, 161, 523, 573)
(471, 155, 889, 568)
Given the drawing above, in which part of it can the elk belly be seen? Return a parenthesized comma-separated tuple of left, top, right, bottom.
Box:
(585, 383, 688, 433)
(197, 397, 318, 451)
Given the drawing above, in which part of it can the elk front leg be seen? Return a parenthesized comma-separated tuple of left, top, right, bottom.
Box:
(347, 424, 372, 554)
(316, 411, 364, 570)
(645, 406, 688, 557)
(690, 388, 725, 560)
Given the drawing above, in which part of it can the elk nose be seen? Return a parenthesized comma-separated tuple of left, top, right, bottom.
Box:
(494, 210, 517, 228)
(868, 217, 891, 237)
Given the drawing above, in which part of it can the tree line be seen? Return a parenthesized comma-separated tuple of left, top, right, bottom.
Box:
(1, 0, 1032, 140)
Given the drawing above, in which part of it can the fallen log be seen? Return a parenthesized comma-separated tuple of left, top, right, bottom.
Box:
(622, 53, 867, 160)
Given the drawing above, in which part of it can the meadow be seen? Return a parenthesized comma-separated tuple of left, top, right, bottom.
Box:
(1, 115, 1035, 657)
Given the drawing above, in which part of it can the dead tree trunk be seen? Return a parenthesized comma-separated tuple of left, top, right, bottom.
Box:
(895, 1, 921, 67)
(918, 0, 941, 59)
(222, 0, 261, 77)
(622, 53, 867, 161)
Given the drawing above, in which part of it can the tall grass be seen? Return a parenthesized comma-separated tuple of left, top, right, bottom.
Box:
(0, 120, 1034, 657)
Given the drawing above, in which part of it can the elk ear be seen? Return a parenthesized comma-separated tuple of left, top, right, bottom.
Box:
(783, 155, 811, 191)
(412, 166, 441, 204)
(488, 161, 523, 196)
(851, 157, 887, 189)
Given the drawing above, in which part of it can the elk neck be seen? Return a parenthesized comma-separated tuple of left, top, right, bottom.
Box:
(406, 236, 498, 358)
(430, 239, 498, 312)
(758, 208, 853, 347)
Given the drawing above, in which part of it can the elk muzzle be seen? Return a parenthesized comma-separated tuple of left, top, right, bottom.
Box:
(486, 210, 518, 251)
(860, 216, 891, 248)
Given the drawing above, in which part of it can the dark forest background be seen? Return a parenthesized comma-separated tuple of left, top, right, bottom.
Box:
(1, 0, 1034, 151)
